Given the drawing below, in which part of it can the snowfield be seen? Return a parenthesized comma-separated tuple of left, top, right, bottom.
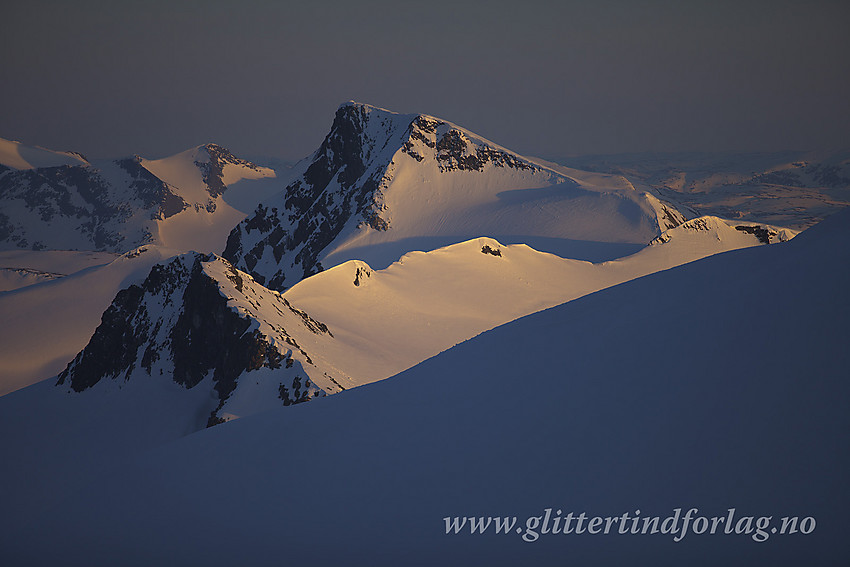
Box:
(283, 216, 795, 390)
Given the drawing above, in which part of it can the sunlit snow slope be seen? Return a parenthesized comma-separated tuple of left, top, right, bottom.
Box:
(283, 216, 795, 386)
(141, 145, 280, 252)
(0, 246, 180, 395)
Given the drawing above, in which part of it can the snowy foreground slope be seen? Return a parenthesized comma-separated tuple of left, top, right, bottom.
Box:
(1, 210, 845, 566)
(0, 137, 278, 253)
(224, 102, 689, 290)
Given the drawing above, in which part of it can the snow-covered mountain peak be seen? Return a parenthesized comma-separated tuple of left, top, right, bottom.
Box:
(224, 103, 688, 291)
(141, 143, 274, 201)
(55, 251, 348, 425)
(324, 102, 542, 175)
(745, 154, 850, 189)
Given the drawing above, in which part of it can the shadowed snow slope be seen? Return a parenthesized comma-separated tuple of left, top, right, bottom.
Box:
(0, 209, 845, 566)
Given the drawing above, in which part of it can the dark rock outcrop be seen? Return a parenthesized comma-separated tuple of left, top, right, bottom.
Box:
(224, 104, 397, 290)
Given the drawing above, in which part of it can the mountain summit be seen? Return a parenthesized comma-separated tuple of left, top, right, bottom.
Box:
(56, 251, 346, 426)
(224, 102, 689, 290)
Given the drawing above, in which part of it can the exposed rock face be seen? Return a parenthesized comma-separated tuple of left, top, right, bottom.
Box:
(649, 216, 796, 246)
(481, 244, 502, 256)
(197, 144, 267, 199)
(433, 128, 537, 173)
(353, 266, 371, 286)
(43, 103, 697, 430)
(734, 224, 780, 245)
(57, 253, 340, 426)
(658, 203, 687, 231)
(0, 163, 144, 250)
(224, 104, 399, 290)
(116, 156, 188, 219)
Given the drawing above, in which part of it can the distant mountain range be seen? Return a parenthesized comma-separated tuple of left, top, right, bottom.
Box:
(0, 102, 803, 426)
(556, 150, 850, 229)
(0, 138, 279, 253)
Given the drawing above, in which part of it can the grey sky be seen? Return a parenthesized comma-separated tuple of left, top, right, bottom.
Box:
(2, 0, 849, 161)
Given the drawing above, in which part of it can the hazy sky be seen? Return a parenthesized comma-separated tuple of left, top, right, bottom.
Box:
(3, 0, 849, 161)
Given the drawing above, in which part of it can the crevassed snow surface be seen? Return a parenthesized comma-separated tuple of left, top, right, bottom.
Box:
(1, 210, 844, 566)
